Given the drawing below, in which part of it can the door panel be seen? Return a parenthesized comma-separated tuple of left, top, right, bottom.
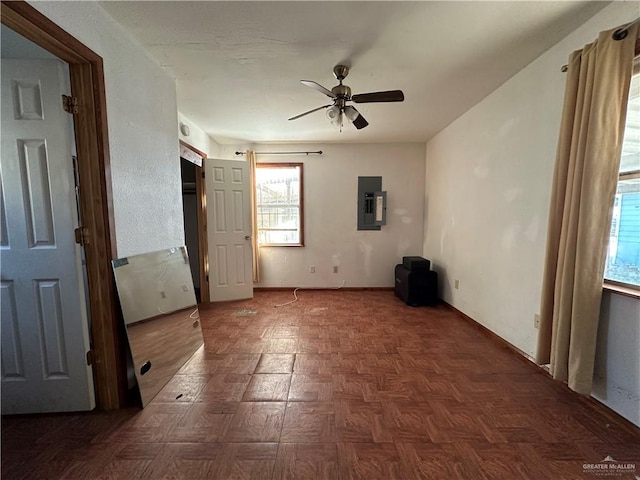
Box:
(1, 59, 94, 413)
(19, 139, 55, 246)
(206, 158, 253, 301)
(1, 280, 23, 379)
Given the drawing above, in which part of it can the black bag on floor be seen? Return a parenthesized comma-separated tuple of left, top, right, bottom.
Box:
(394, 264, 438, 307)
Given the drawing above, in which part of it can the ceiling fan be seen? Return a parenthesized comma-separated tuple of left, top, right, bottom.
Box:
(288, 65, 404, 130)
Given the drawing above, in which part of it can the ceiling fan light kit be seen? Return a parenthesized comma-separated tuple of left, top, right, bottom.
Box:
(326, 105, 341, 121)
(289, 65, 404, 131)
(326, 106, 343, 130)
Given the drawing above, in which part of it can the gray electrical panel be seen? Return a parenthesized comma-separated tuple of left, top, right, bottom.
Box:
(357, 176, 387, 230)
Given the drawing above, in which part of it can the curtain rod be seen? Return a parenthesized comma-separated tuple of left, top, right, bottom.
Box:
(561, 16, 640, 72)
(612, 16, 640, 41)
(235, 150, 323, 156)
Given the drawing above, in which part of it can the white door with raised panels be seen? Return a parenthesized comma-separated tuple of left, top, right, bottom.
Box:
(206, 158, 254, 301)
(1, 59, 95, 413)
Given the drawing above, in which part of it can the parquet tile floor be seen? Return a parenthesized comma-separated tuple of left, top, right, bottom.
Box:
(2, 291, 639, 479)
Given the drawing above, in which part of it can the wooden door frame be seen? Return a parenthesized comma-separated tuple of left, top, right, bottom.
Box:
(1, 1, 124, 410)
(179, 140, 210, 304)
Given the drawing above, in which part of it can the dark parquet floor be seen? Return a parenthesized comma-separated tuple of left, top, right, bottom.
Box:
(2, 290, 639, 479)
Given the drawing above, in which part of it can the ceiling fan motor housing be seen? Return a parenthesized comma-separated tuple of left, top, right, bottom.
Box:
(331, 85, 351, 104)
(333, 65, 349, 81)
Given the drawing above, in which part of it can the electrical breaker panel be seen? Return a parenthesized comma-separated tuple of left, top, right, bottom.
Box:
(357, 176, 387, 230)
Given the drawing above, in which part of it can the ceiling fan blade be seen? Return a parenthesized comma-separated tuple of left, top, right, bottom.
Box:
(352, 113, 368, 130)
(288, 104, 332, 121)
(344, 105, 369, 130)
(300, 80, 336, 99)
(352, 90, 404, 103)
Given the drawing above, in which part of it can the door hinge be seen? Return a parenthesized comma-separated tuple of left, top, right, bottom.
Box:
(86, 349, 94, 366)
(206, 275, 209, 282)
(202, 172, 205, 179)
(74, 226, 90, 245)
(62, 94, 79, 114)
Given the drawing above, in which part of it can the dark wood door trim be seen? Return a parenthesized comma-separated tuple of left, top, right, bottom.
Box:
(2, 1, 124, 410)
(180, 140, 210, 304)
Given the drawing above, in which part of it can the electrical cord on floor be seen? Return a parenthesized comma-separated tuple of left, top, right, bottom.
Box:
(275, 288, 300, 307)
(274, 280, 346, 307)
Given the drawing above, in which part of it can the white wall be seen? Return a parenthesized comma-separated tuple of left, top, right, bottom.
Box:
(214, 143, 254, 160)
(29, 1, 184, 258)
(253, 143, 425, 288)
(594, 292, 640, 426)
(423, 2, 639, 425)
(177, 111, 218, 157)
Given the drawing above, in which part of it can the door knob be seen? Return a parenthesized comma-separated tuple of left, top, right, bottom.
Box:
(245, 235, 251, 240)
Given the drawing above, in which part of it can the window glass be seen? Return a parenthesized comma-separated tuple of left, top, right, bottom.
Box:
(605, 61, 640, 287)
(256, 164, 303, 246)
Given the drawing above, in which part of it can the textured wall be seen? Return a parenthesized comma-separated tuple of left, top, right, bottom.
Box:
(594, 292, 640, 426)
(30, 1, 184, 258)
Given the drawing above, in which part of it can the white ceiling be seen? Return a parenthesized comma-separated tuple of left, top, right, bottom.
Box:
(99, 1, 609, 145)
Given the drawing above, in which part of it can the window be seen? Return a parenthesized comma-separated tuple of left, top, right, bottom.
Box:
(255, 163, 303, 246)
(605, 58, 640, 288)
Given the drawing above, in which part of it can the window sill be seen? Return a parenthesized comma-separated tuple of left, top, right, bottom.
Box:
(259, 244, 304, 247)
(603, 281, 640, 299)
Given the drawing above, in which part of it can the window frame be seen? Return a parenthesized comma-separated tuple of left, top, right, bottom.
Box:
(604, 166, 640, 295)
(255, 162, 304, 247)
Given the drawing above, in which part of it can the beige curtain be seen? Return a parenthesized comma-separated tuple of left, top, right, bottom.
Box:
(536, 25, 638, 394)
(248, 150, 260, 282)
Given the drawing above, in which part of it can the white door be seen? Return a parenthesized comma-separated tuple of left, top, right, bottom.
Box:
(206, 158, 253, 301)
(1, 59, 95, 413)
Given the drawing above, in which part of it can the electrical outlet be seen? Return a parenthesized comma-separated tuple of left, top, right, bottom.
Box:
(182, 284, 189, 292)
(160, 291, 166, 298)
(534, 314, 540, 329)
(333, 266, 339, 274)
(454, 279, 459, 290)
(309, 265, 316, 273)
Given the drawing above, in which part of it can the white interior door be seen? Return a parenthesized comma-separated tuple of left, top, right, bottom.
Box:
(206, 158, 253, 301)
(1, 59, 95, 413)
